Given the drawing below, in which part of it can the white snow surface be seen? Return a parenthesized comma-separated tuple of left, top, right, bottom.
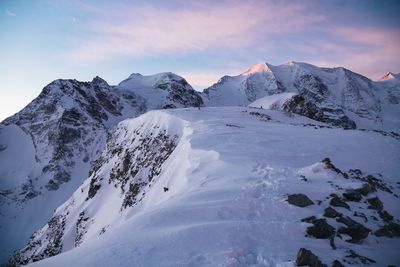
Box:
(248, 93, 297, 110)
(25, 107, 400, 267)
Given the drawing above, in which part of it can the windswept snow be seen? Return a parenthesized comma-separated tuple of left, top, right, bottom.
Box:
(0, 72, 203, 264)
(19, 107, 400, 267)
(248, 92, 297, 109)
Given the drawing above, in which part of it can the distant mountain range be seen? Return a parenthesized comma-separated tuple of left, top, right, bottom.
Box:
(1, 61, 399, 266)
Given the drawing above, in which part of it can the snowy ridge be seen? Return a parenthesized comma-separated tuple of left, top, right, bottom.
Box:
(9, 107, 400, 266)
(118, 72, 203, 110)
(379, 72, 400, 81)
(203, 61, 400, 131)
(0, 73, 203, 263)
(10, 111, 192, 265)
(0, 76, 143, 263)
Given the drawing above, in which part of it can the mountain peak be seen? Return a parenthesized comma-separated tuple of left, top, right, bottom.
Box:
(91, 76, 109, 87)
(242, 62, 271, 75)
(379, 72, 399, 81)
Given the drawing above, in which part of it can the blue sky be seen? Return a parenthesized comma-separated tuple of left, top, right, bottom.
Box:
(1, 0, 399, 120)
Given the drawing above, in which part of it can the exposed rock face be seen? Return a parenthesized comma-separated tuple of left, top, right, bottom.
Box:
(331, 260, 345, 267)
(1, 77, 140, 197)
(306, 219, 335, 239)
(287, 193, 314, 207)
(329, 194, 350, 210)
(323, 207, 342, 218)
(366, 196, 383, 210)
(282, 95, 356, 129)
(337, 216, 371, 243)
(343, 189, 362, 202)
(296, 248, 327, 267)
(344, 249, 376, 265)
(375, 222, 400, 237)
(0, 73, 203, 264)
(10, 112, 187, 265)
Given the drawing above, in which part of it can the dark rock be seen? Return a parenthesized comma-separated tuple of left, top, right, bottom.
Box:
(348, 169, 363, 179)
(343, 189, 362, 202)
(122, 183, 142, 208)
(331, 260, 345, 267)
(378, 210, 394, 222)
(337, 216, 370, 243)
(307, 219, 336, 239)
(301, 216, 317, 223)
(45, 179, 59, 191)
(282, 95, 324, 122)
(366, 196, 383, 211)
(330, 195, 350, 210)
(296, 248, 327, 267)
(321, 158, 344, 176)
(345, 249, 376, 264)
(288, 194, 314, 207)
(375, 222, 400, 238)
(365, 174, 392, 194)
(300, 175, 308, 181)
(87, 177, 101, 199)
(324, 207, 342, 218)
(358, 183, 376, 196)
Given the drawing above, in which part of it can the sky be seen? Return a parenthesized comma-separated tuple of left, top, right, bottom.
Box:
(1, 0, 399, 121)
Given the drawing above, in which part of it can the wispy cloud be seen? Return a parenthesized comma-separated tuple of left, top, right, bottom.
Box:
(67, 1, 324, 62)
(300, 26, 400, 79)
(5, 9, 16, 16)
(64, 0, 399, 80)
(334, 27, 400, 78)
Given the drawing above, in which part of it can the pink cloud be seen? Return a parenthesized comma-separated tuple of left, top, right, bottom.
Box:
(330, 27, 400, 79)
(285, 26, 400, 80)
(67, 1, 324, 62)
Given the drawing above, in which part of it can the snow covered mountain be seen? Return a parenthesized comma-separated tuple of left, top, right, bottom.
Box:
(10, 107, 400, 266)
(118, 72, 203, 109)
(0, 73, 202, 264)
(1, 61, 399, 266)
(379, 72, 400, 81)
(203, 62, 400, 130)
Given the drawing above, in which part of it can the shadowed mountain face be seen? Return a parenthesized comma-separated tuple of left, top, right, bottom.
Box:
(0, 73, 203, 263)
(0, 62, 399, 266)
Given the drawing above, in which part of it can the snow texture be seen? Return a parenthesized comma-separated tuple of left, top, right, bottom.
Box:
(10, 107, 400, 267)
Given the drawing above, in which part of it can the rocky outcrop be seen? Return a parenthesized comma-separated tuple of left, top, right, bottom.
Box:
(296, 248, 327, 267)
(287, 193, 314, 207)
(10, 112, 186, 265)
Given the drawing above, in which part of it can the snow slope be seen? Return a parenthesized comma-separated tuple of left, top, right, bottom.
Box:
(248, 92, 297, 110)
(118, 72, 203, 109)
(0, 73, 203, 264)
(203, 62, 400, 131)
(13, 107, 400, 267)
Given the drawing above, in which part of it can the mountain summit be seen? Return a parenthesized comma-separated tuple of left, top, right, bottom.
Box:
(202, 61, 399, 130)
(0, 72, 203, 263)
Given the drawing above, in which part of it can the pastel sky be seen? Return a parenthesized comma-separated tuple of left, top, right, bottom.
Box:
(1, 0, 399, 121)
